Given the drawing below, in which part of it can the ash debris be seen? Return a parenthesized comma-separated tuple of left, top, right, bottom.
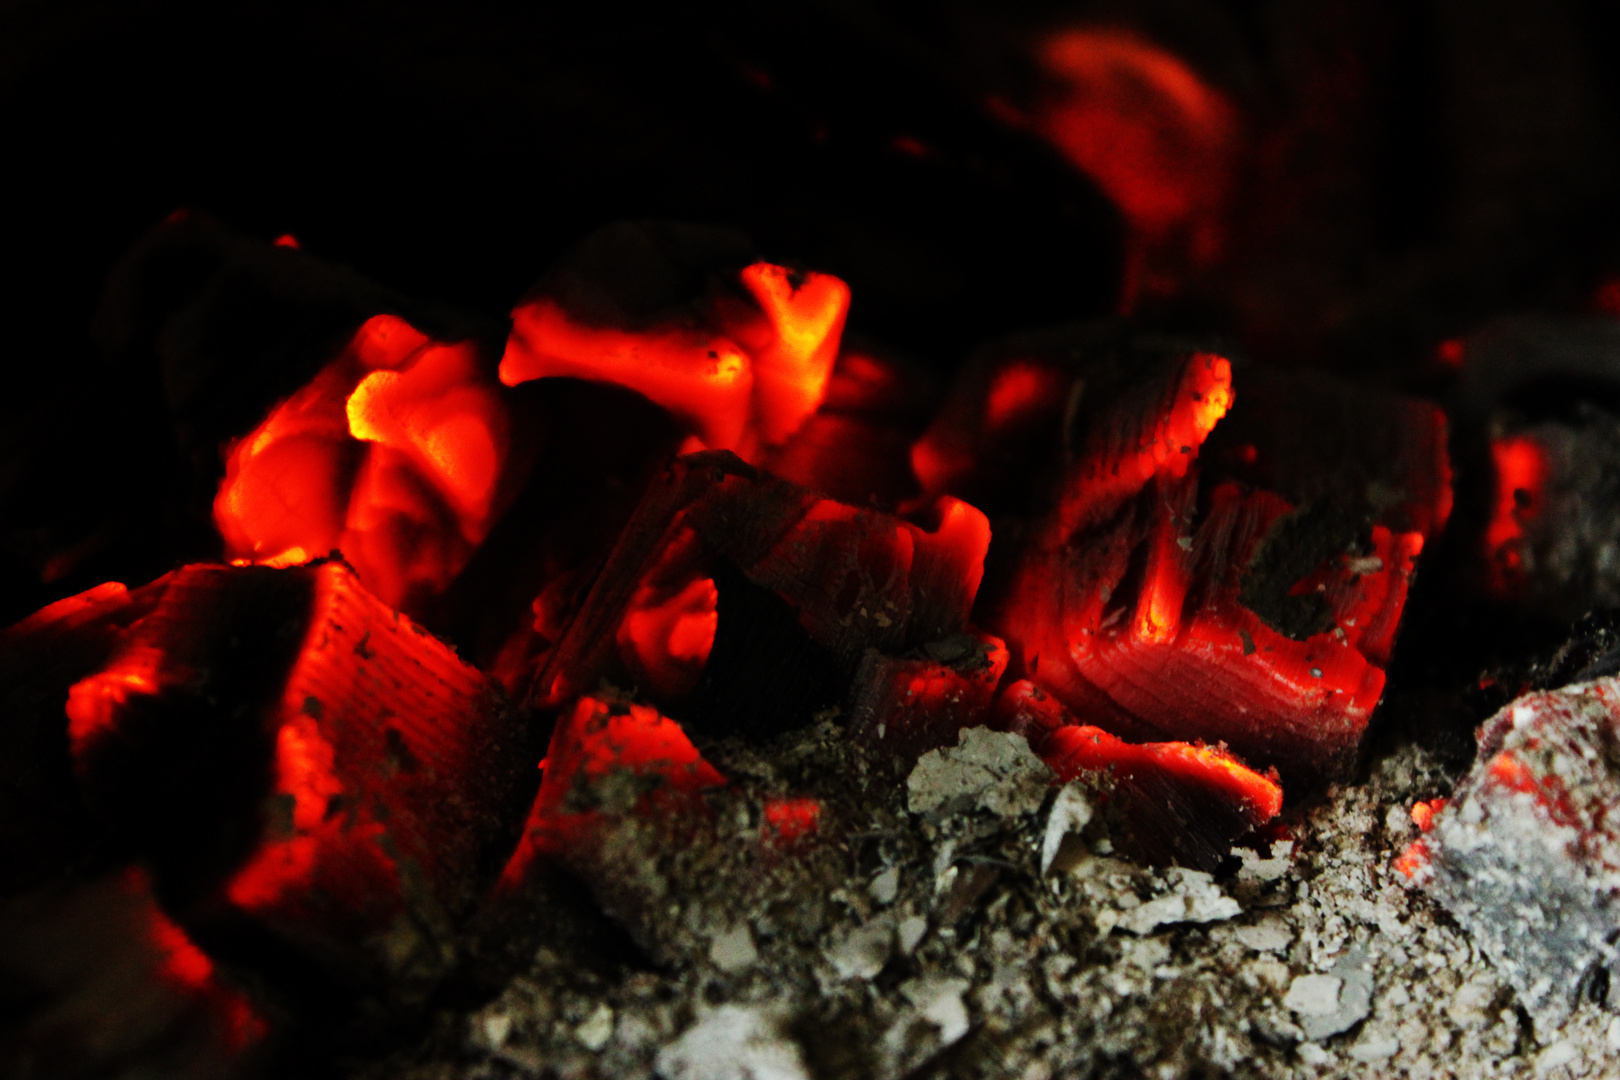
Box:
(352, 722, 1620, 1080)
(1418, 676, 1620, 1036)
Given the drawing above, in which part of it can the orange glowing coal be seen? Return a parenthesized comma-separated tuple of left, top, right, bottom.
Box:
(499, 262, 849, 460)
(1034, 27, 1238, 299)
(1056, 351, 1232, 538)
(498, 695, 729, 890)
(214, 315, 514, 612)
(617, 524, 720, 702)
(989, 352, 1439, 783)
(1484, 434, 1548, 596)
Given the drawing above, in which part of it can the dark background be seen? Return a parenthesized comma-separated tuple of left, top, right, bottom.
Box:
(2, 0, 1618, 626)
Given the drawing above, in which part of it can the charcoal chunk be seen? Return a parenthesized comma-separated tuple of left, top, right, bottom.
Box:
(1420, 675, 1620, 1031)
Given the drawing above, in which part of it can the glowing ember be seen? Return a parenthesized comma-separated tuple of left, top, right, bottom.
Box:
(1055, 352, 1232, 537)
(1410, 677, 1620, 1031)
(125, 867, 270, 1054)
(987, 352, 1441, 783)
(498, 695, 728, 890)
(1034, 27, 1238, 298)
(65, 561, 529, 985)
(849, 630, 1011, 765)
(994, 679, 1279, 869)
(500, 262, 849, 460)
(1484, 433, 1548, 595)
(215, 315, 514, 613)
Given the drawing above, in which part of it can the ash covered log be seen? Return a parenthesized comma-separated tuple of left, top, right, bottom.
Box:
(1402, 673, 1620, 1032)
(494, 694, 827, 965)
(1446, 317, 1620, 620)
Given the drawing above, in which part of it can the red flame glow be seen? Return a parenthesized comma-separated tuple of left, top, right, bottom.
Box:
(499, 696, 727, 890)
(214, 315, 513, 612)
(1485, 434, 1548, 595)
(500, 263, 848, 460)
(761, 797, 822, 846)
(1056, 352, 1232, 537)
(123, 868, 268, 1052)
(995, 679, 1282, 828)
(1044, 725, 1282, 819)
(1035, 27, 1238, 301)
(995, 354, 1433, 781)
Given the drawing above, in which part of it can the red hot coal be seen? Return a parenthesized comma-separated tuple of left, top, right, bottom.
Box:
(0, 208, 1471, 1067)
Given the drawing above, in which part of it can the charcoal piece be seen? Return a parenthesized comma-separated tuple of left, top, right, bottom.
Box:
(1440, 316, 1620, 620)
(67, 560, 537, 1002)
(685, 468, 990, 674)
(494, 696, 822, 966)
(761, 346, 939, 512)
(501, 220, 851, 457)
(94, 212, 484, 463)
(1201, 366, 1453, 541)
(211, 309, 520, 615)
(987, 351, 1446, 785)
(993, 680, 1280, 872)
(1419, 675, 1620, 1032)
(428, 378, 685, 693)
(912, 321, 1216, 518)
(530, 454, 736, 713)
(1475, 414, 1620, 620)
(847, 631, 1010, 770)
(69, 565, 314, 905)
(531, 452, 990, 722)
(0, 579, 166, 894)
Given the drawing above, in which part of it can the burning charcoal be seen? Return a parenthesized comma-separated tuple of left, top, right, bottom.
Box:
(994, 680, 1281, 871)
(499, 220, 850, 460)
(848, 631, 1010, 768)
(984, 347, 1448, 784)
(0, 867, 269, 1080)
(1475, 417, 1620, 620)
(499, 695, 727, 879)
(0, 579, 165, 892)
(214, 313, 521, 613)
(1447, 316, 1620, 620)
(683, 467, 990, 677)
(762, 348, 940, 511)
(92, 212, 430, 466)
(531, 452, 991, 737)
(495, 695, 825, 963)
(436, 378, 685, 694)
(1200, 367, 1453, 543)
(91, 214, 529, 619)
(911, 321, 1185, 517)
(66, 560, 536, 999)
(1406, 675, 1620, 1031)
